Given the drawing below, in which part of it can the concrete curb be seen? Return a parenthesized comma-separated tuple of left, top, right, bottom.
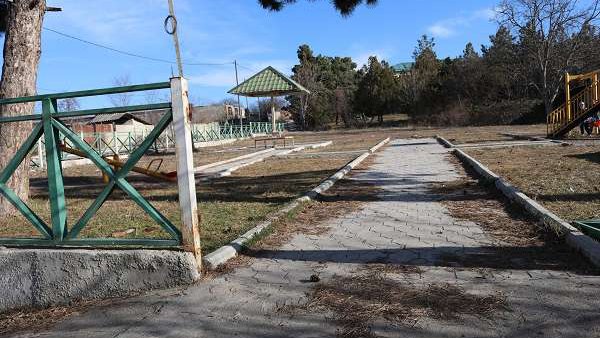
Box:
(199, 142, 333, 181)
(299, 137, 390, 202)
(193, 138, 238, 148)
(202, 137, 391, 270)
(275, 141, 333, 156)
(449, 144, 600, 267)
(435, 135, 455, 148)
(499, 132, 568, 145)
(212, 155, 270, 179)
(194, 148, 275, 172)
(202, 201, 301, 270)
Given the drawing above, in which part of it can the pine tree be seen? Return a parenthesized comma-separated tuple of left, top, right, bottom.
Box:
(258, 0, 377, 15)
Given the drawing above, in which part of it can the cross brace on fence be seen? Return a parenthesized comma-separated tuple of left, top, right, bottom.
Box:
(0, 78, 202, 266)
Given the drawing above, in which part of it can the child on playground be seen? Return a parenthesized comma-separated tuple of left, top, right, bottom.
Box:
(580, 112, 600, 136)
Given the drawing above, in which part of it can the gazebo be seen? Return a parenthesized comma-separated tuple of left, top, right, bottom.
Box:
(228, 66, 309, 134)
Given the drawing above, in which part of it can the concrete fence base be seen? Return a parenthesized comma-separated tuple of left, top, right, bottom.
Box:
(0, 248, 199, 313)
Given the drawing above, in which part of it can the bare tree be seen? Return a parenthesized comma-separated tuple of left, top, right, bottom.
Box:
(144, 90, 170, 104)
(0, 0, 46, 214)
(57, 97, 80, 112)
(498, 0, 600, 115)
(109, 74, 133, 107)
(220, 97, 239, 105)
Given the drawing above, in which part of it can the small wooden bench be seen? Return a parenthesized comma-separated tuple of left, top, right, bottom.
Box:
(254, 136, 295, 148)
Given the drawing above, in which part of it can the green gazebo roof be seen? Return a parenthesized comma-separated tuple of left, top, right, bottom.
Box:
(228, 66, 309, 98)
(392, 62, 414, 73)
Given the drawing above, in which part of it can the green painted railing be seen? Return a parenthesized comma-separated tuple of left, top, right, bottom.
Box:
(190, 122, 284, 143)
(33, 122, 285, 165)
(0, 82, 182, 248)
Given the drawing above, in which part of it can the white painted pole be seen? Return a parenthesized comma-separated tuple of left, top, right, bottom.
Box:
(171, 77, 202, 268)
(271, 96, 276, 135)
(166, 128, 170, 149)
(112, 124, 117, 155)
(37, 138, 44, 170)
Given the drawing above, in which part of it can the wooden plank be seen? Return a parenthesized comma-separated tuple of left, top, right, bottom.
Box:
(171, 77, 202, 267)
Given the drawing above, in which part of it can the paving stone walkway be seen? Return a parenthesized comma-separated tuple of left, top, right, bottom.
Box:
(16, 138, 600, 338)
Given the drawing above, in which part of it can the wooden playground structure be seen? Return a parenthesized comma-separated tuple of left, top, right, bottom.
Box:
(59, 145, 177, 183)
(547, 69, 600, 138)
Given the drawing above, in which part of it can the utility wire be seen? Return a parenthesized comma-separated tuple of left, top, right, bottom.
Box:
(43, 27, 235, 67)
(237, 63, 258, 72)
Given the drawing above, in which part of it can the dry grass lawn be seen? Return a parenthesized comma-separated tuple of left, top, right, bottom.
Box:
(0, 123, 565, 254)
(464, 145, 600, 222)
(432, 156, 599, 274)
(1, 135, 383, 253)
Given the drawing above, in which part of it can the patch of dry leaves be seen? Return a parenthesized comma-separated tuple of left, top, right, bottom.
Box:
(293, 271, 508, 338)
(432, 155, 599, 274)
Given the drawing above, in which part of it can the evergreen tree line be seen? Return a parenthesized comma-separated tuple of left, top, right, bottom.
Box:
(287, 21, 600, 129)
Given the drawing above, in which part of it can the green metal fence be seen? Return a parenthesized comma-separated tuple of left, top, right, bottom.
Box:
(0, 82, 182, 248)
(190, 122, 284, 143)
(33, 121, 285, 165)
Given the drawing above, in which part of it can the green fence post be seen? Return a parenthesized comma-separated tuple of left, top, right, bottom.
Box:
(42, 99, 67, 241)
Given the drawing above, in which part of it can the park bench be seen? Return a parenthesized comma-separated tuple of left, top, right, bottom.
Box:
(254, 135, 294, 148)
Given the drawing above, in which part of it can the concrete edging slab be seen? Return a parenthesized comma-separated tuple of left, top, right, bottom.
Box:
(202, 137, 391, 270)
(435, 135, 455, 148)
(0, 248, 200, 313)
(200, 141, 334, 181)
(193, 148, 276, 172)
(443, 139, 600, 267)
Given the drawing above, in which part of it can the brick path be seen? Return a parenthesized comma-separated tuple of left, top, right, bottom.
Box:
(17, 139, 600, 338)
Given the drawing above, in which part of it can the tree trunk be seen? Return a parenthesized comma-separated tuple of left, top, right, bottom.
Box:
(0, 0, 46, 215)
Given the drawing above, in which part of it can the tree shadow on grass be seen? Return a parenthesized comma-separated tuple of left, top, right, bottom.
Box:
(536, 193, 600, 202)
(29, 169, 341, 204)
(567, 151, 600, 164)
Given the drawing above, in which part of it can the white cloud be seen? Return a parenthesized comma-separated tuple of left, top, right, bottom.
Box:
(426, 7, 497, 39)
(188, 69, 236, 87)
(475, 7, 498, 20)
(352, 50, 390, 68)
(428, 24, 455, 38)
(188, 59, 295, 87)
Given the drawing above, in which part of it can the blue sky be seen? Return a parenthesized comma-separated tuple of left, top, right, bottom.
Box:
(6, 0, 500, 108)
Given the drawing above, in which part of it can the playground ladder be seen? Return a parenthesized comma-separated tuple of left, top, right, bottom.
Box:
(547, 70, 600, 138)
